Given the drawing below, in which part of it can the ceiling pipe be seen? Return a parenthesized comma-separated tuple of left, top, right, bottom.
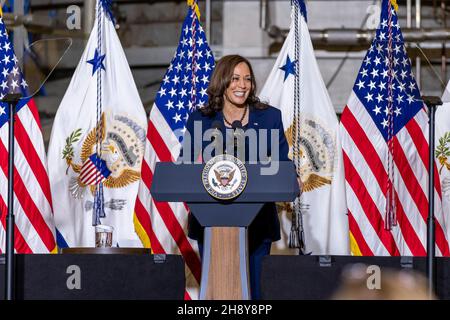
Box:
(267, 25, 450, 45)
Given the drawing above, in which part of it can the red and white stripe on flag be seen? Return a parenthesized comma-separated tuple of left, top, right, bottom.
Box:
(0, 99, 56, 253)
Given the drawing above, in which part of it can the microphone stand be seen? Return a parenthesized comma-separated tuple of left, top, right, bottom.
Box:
(2, 93, 22, 301)
(231, 121, 245, 162)
(422, 95, 443, 300)
(211, 120, 223, 157)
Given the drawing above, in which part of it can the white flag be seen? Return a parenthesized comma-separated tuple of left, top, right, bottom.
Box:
(47, 4, 147, 248)
(435, 81, 450, 241)
(259, 3, 349, 255)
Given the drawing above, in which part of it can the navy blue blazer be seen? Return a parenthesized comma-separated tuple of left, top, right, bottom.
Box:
(180, 105, 290, 253)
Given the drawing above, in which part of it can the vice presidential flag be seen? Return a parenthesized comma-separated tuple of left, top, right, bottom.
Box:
(259, 0, 349, 255)
(340, 0, 449, 256)
(47, 1, 147, 248)
(0, 9, 56, 253)
(133, 1, 215, 299)
(435, 81, 450, 241)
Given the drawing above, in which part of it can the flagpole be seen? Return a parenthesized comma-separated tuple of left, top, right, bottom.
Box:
(205, 0, 211, 44)
(2, 93, 22, 301)
(422, 95, 442, 299)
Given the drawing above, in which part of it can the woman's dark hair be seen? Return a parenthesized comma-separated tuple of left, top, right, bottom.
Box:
(200, 55, 268, 116)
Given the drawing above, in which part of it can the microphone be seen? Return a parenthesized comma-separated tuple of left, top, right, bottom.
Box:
(231, 120, 245, 161)
(231, 120, 243, 131)
(212, 120, 222, 132)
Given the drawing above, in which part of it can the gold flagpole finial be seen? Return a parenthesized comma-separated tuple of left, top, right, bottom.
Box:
(187, 0, 201, 19)
(391, 0, 399, 12)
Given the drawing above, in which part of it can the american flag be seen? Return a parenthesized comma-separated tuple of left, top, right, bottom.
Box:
(340, 0, 449, 256)
(0, 12, 56, 253)
(134, 4, 215, 299)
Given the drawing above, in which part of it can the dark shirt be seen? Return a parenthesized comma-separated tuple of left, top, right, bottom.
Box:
(179, 105, 290, 253)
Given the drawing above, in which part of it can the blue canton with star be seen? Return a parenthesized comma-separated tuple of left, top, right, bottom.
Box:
(353, 0, 423, 142)
(87, 49, 106, 75)
(154, 8, 215, 137)
(279, 54, 297, 82)
(0, 16, 29, 128)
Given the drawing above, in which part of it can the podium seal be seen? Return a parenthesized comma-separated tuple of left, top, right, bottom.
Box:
(202, 154, 247, 200)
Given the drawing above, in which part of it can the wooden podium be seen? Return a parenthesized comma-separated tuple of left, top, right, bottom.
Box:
(202, 227, 248, 299)
(151, 162, 298, 300)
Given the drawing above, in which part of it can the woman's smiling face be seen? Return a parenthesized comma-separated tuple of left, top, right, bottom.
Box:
(223, 62, 252, 108)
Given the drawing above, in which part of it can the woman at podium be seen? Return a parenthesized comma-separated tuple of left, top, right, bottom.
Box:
(180, 55, 297, 299)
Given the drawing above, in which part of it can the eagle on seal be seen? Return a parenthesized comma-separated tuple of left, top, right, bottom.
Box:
(214, 168, 236, 187)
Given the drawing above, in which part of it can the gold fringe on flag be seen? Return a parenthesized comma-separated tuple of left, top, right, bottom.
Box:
(349, 232, 363, 256)
(134, 213, 152, 250)
(390, 0, 399, 12)
(187, 0, 201, 19)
